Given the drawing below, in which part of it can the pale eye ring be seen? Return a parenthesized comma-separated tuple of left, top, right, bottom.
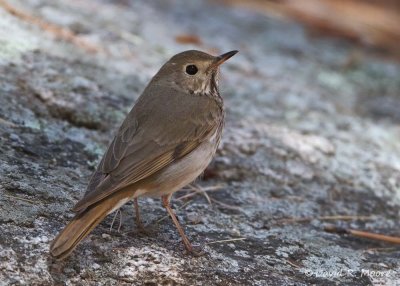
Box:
(185, 64, 198, 75)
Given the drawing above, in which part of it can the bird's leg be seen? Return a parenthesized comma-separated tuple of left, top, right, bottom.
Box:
(117, 210, 123, 233)
(133, 198, 146, 231)
(162, 194, 201, 255)
(109, 209, 123, 232)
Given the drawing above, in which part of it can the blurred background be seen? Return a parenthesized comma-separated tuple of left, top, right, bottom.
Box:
(225, 0, 400, 60)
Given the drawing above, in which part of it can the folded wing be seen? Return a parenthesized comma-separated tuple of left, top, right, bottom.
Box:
(73, 85, 222, 212)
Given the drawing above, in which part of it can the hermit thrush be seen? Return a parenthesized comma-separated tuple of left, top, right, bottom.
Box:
(50, 49, 238, 260)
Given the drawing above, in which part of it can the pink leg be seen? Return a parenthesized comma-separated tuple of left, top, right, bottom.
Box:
(161, 194, 193, 253)
(133, 198, 145, 230)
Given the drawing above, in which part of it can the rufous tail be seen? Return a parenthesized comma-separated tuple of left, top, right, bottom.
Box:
(49, 201, 113, 260)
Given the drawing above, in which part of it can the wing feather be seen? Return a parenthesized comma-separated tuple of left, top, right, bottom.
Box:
(73, 85, 222, 212)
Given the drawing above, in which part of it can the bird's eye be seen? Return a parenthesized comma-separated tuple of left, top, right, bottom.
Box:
(185, 65, 198, 75)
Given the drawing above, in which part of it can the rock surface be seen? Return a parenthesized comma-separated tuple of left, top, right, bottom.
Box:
(0, 0, 400, 285)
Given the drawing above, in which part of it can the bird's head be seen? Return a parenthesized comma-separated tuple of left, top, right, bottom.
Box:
(153, 50, 238, 95)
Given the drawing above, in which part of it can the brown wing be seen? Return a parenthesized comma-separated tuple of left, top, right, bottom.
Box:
(73, 84, 222, 212)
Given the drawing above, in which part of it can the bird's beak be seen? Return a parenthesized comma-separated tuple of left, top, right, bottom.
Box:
(209, 50, 238, 70)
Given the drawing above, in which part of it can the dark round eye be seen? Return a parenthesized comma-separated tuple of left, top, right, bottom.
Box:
(185, 65, 198, 75)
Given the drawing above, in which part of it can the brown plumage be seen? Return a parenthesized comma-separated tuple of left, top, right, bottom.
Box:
(50, 50, 238, 260)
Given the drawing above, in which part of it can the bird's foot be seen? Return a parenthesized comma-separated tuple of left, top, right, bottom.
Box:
(182, 242, 205, 257)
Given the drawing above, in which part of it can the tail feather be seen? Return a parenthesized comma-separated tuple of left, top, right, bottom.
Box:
(50, 201, 112, 260)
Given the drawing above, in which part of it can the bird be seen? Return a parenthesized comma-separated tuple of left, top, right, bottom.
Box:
(50, 49, 238, 260)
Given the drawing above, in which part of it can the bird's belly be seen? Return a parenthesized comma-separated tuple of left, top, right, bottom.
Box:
(145, 136, 219, 197)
